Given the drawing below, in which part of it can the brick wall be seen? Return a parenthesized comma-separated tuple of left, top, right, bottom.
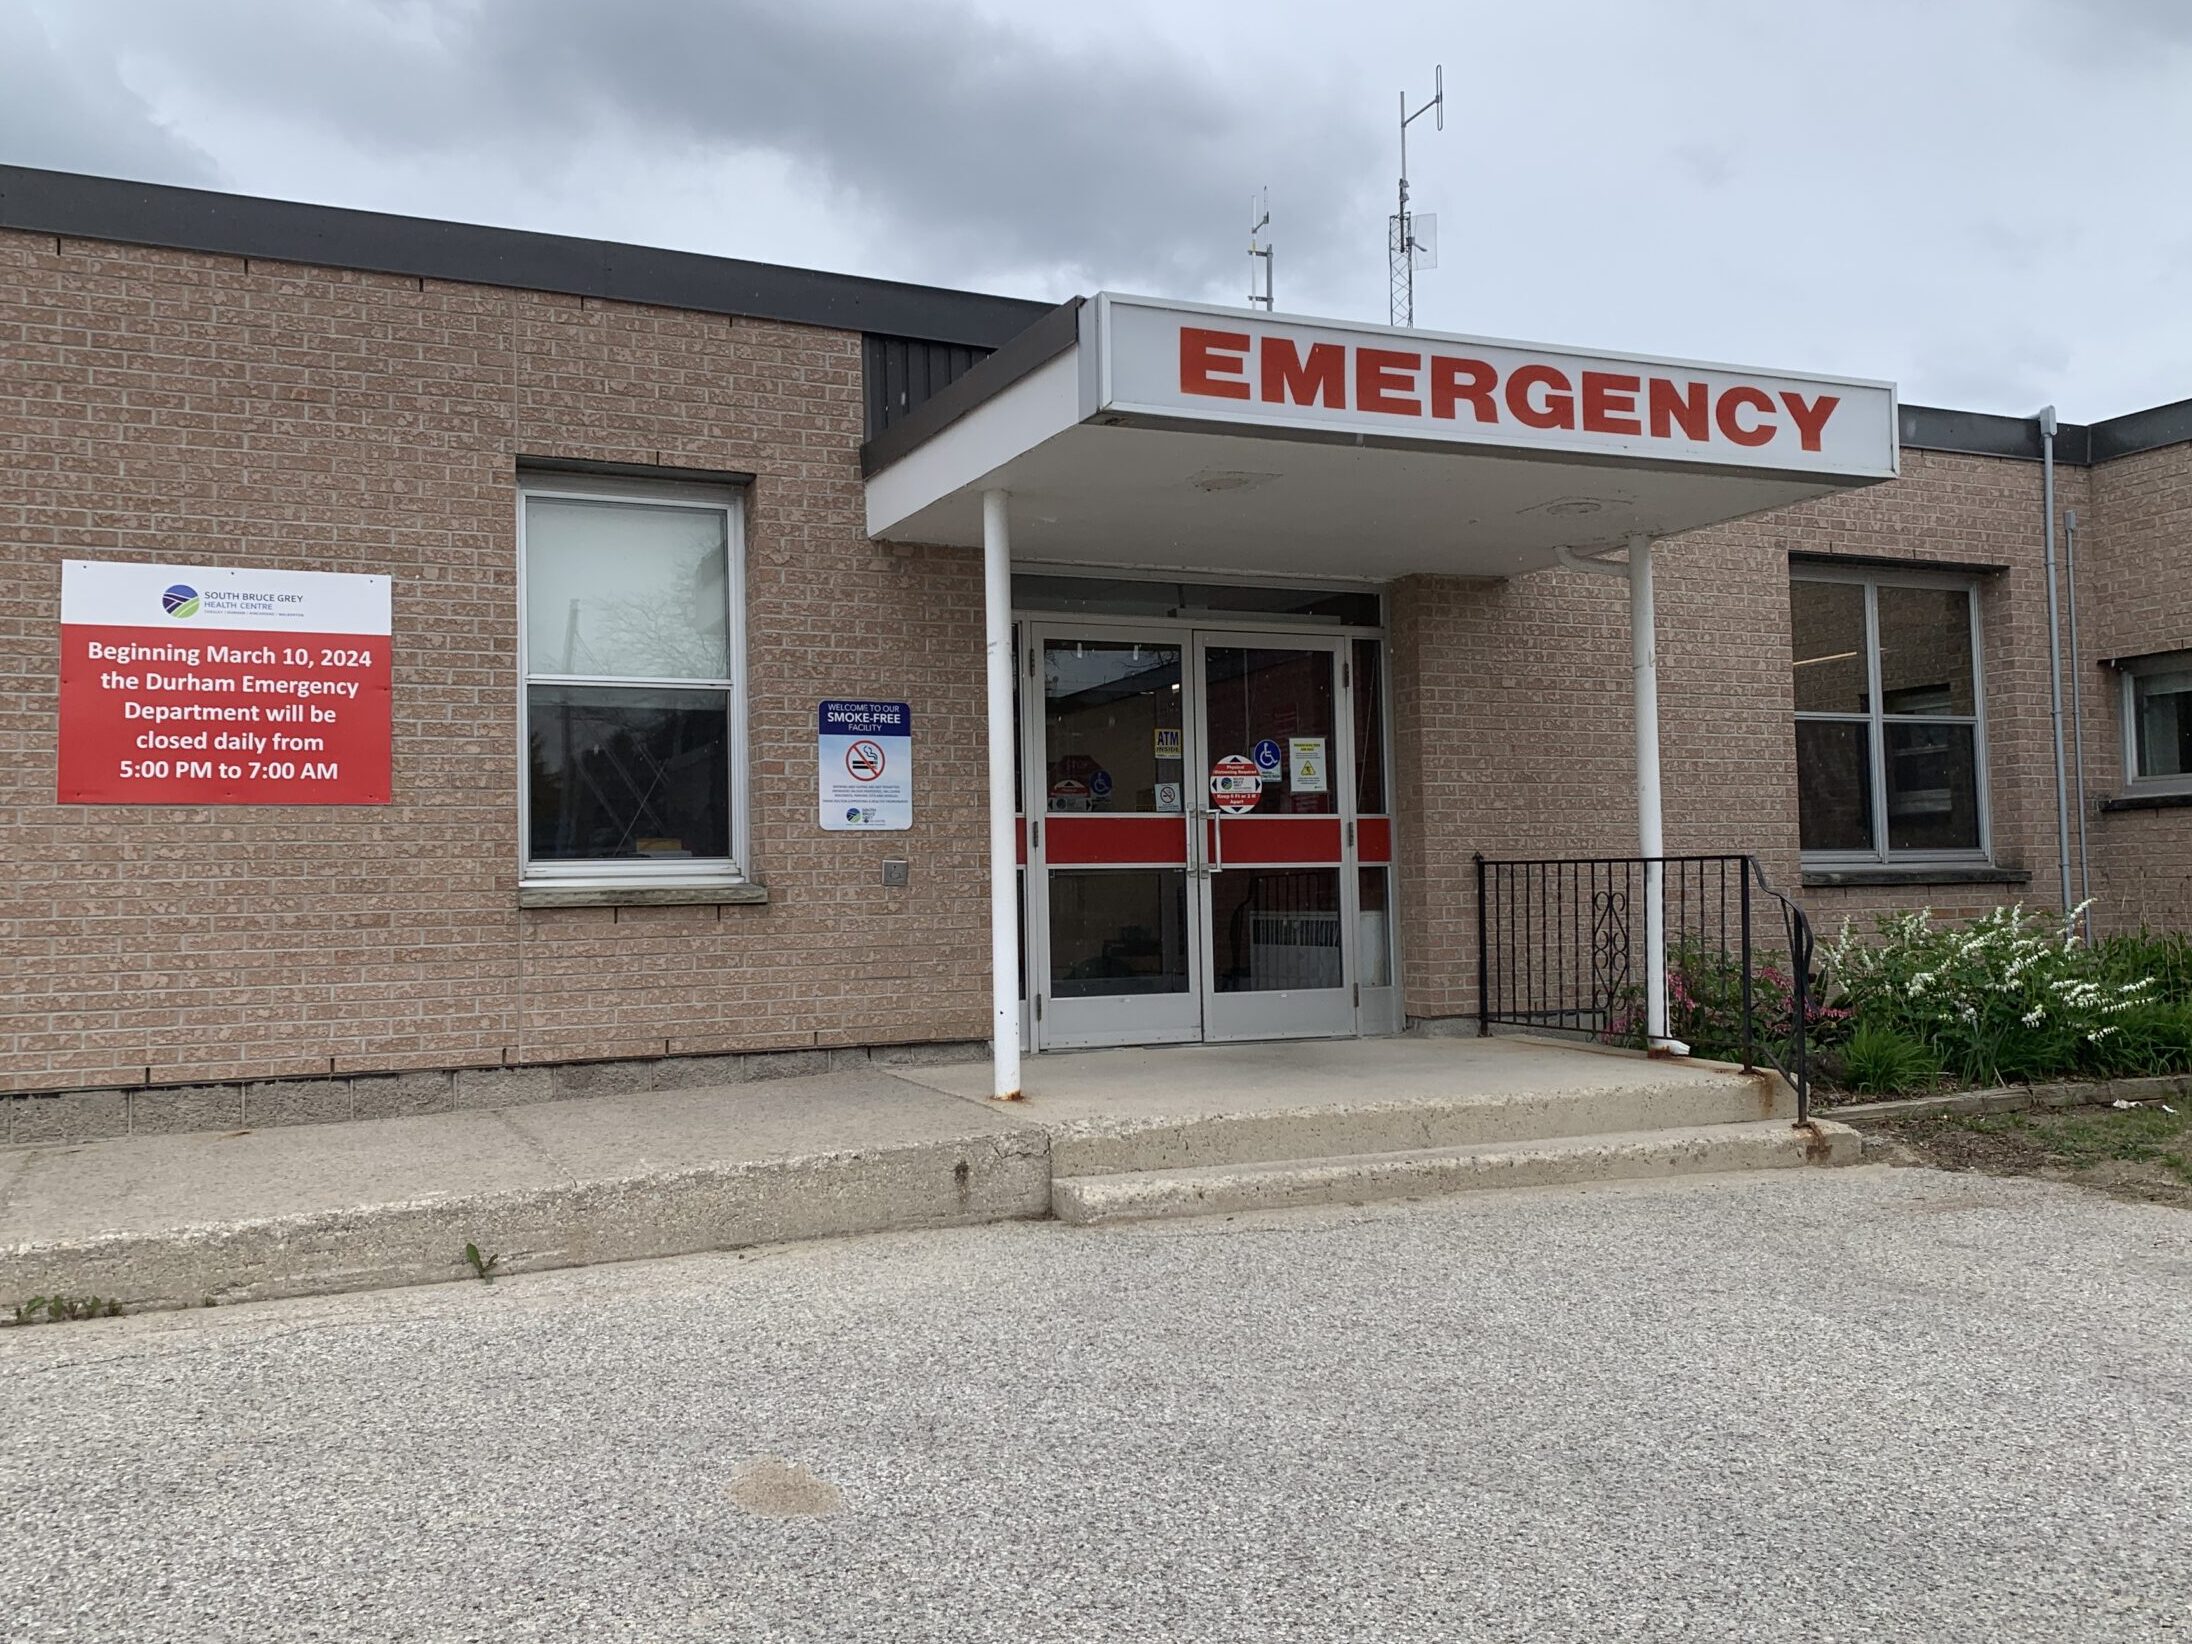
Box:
(0, 228, 991, 1095)
(2081, 441, 2192, 930)
(4, 226, 2185, 1091)
(1386, 448, 2137, 1023)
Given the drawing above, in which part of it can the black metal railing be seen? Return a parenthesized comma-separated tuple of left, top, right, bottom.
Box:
(1474, 854, 1816, 1124)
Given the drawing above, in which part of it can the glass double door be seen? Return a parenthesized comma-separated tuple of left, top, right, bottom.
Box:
(1028, 623, 1391, 1049)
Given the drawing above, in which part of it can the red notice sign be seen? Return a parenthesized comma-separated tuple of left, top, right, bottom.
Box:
(58, 560, 393, 805)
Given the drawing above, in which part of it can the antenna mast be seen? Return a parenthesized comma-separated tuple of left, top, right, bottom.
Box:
(1390, 65, 1443, 327)
(1247, 188, 1273, 311)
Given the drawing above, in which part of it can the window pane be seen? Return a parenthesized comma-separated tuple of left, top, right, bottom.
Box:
(1048, 869, 1190, 997)
(528, 686, 730, 861)
(1043, 639, 1183, 812)
(1885, 722, 1981, 852)
(1354, 637, 1386, 814)
(1790, 580, 1868, 713)
(1359, 867, 1393, 988)
(1203, 646, 1337, 816)
(1796, 719, 1874, 853)
(2134, 667, 2192, 780)
(1210, 869, 1343, 993)
(526, 496, 729, 679)
(1877, 586, 1974, 716)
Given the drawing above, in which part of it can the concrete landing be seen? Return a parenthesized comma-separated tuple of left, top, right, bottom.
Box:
(2, 1036, 1816, 1313)
(0, 1070, 1050, 1311)
(895, 1036, 1788, 1176)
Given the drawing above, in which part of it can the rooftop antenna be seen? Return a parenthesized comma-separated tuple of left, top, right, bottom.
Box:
(1247, 188, 1274, 311)
(1390, 65, 1443, 327)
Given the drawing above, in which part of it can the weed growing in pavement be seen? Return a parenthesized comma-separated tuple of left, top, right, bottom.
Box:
(7, 1295, 124, 1326)
(463, 1242, 503, 1283)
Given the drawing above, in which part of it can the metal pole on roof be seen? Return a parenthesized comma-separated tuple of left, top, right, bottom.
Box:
(982, 489, 1023, 1100)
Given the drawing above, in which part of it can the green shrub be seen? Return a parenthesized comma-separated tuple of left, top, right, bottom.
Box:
(1838, 1023, 1942, 1095)
(2091, 929, 2192, 1007)
(1822, 903, 2176, 1087)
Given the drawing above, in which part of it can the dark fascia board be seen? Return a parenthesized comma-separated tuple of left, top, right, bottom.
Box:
(1902, 400, 2192, 466)
(1899, 404, 2093, 465)
(859, 297, 1085, 478)
(0, 164, 1051, 350)
(2091, 397, 2192, 464)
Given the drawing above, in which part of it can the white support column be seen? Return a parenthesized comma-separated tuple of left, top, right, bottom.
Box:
(981, 489, 1023, 1100)
(1628, 532, 1677, 1053)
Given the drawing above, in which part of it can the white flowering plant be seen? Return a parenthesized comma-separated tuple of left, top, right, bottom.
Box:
(1820, 903, 2192, 1087)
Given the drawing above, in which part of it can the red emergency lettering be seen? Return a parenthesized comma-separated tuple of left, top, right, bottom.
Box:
(1261, 337, 1347, 408)
(1506, 364, 1575, 431)
(1779, 391, 1840, 452)
(1356, 348, 1421, 416)
(1715, 386, 1776, 447)
(1648, 378, 1710, 441)
(1180, 328, 1251, 400)
(1428, 355, 1498, 422)
(1580, 371, 1642, 436)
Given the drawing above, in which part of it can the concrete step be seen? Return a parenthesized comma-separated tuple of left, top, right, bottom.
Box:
(1051, 1118, 1860, 1227)
(1041, 1067, 1792, 1179)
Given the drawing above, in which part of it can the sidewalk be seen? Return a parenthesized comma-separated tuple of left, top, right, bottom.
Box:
(1, 1037, 1813, 1312)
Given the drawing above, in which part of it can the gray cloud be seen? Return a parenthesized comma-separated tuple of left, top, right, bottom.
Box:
(0, 7, 216, 184)
(48, 0, 1385, 303)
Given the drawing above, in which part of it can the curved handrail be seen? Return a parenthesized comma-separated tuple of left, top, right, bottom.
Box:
(1741, 856, 1814, 1125)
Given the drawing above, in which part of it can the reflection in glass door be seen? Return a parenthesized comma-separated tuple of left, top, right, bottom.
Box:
(1194, 635, 1355, 1042)
(1025, 622, 1390, 1049)
(1033, 632, 1200, 1047)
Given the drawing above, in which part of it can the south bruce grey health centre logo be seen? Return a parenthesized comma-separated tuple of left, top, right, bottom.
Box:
(161, 584, 201, 619)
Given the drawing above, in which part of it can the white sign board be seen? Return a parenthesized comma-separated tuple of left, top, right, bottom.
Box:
(1096, 293, 1898, 480)
(819, 700, 911, 831)
(1289, 737, 1328, 794)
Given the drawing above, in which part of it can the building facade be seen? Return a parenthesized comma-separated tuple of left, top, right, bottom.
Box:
(2, 167, 2187, 1136)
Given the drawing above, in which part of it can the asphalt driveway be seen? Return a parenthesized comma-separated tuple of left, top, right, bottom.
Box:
(4, 1163, 2188, 1642)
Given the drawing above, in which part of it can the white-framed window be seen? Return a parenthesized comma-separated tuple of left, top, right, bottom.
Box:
(2121, 650, 2192, 797)
(517, 473, 747, 886)
(1790, 566, 1989, 864)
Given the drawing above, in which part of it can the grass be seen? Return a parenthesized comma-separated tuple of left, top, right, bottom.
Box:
(1933, 1104, 2192, 1184)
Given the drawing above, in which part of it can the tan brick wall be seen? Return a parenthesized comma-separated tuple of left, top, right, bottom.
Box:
(2079, 441, 2192, 932)
(1388, 448, 2117, 1023)
(0, 228, 990, 1094)
(4, 226, 2186, 1087)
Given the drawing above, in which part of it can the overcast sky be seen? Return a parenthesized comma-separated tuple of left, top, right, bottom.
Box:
(5, 0, 2188, 419)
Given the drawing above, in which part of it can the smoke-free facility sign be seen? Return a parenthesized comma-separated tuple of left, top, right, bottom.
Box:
(818, 699, 911, 831)
(58, 560, 393, 805)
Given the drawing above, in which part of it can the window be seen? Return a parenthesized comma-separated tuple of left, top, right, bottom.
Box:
(1790, 570, 1986, 862)
(2122, 651, 2192, 795)
(519, 476, 745, 884)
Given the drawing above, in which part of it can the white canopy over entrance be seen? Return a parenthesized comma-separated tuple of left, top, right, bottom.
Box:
(862, 294, 1900, 1097)
(865, 293, 1897, 576)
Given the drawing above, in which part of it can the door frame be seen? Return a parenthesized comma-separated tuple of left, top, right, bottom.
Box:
(1190, 629, 1359, 1043)
(1022, 621, 1204, 1050)
(1022, 616, 1397, 1049)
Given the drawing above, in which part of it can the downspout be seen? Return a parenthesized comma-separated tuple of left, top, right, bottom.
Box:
(2040, 407, 2072, 914)
(2064, 507, 2094, 926)
(1554, 538, 1687, 1055)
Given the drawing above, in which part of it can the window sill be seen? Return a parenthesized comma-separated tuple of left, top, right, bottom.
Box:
(2098, 791, 2192, 814)
(1801, 865, 2032, 889)
(518, 881, 770, 909)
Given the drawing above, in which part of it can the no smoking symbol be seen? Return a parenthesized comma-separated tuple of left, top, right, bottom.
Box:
(845, 739, 887, 781)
